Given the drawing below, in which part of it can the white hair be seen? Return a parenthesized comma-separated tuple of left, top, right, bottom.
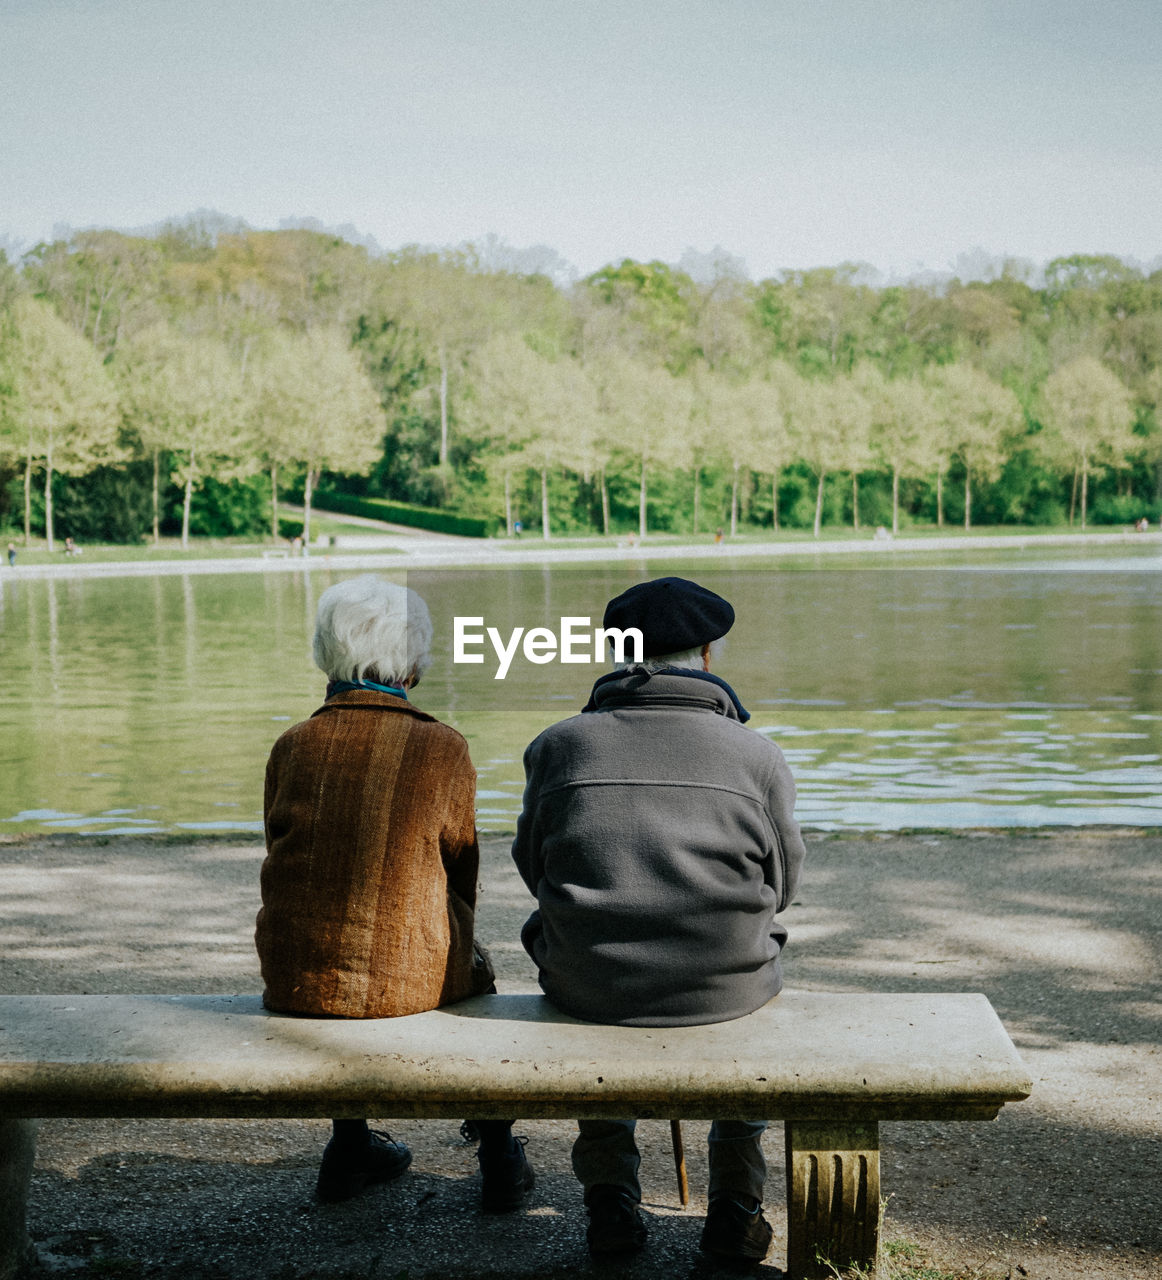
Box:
(612, 642, 712, 674)
(313, 576, 433, 686)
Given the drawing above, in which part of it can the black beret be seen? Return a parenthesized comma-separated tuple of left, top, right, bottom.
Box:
(602, 577, 734, 658)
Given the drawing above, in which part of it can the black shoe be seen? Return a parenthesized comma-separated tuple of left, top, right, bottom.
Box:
(699, 1195, 773, 1264)
(478, 1133, 535, 1212)
(316, 1129, 412, 1203)
(585, 1184, 648, 1258)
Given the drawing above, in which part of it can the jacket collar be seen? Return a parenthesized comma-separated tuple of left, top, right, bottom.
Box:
(582, 667, 750, 723)
(312, 688, 438, 722)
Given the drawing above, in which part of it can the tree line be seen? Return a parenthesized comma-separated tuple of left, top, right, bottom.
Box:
(1, 214, 1159, 547)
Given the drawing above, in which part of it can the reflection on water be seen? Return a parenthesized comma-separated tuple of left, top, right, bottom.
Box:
(0, 555, 1159, 833)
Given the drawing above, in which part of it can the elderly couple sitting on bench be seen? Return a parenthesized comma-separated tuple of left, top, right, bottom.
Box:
(256, 572, 806, 1266)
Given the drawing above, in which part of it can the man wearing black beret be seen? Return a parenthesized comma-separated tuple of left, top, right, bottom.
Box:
(511, 576, 806, 1265)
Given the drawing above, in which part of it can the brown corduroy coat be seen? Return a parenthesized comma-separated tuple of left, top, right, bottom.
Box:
(255, 688, 494, 1018)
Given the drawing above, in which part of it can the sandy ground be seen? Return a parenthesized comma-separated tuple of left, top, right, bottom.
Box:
(2, 829, 1159, 1280)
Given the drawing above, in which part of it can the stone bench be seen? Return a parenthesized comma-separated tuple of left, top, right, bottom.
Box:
(0, 990, 1030, 1279)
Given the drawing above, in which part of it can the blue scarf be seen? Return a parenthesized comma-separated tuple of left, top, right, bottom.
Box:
(326, 679, 409, 699)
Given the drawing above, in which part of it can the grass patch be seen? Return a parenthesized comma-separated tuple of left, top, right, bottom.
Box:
(817, 1238, 1010, 1280)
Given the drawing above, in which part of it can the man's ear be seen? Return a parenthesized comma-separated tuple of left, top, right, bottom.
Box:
(701, 643, 712, 672)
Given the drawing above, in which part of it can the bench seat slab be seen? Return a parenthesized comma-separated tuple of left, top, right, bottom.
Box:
(0, 991, 1030, 1280)
(0, 991, 1031, 1121)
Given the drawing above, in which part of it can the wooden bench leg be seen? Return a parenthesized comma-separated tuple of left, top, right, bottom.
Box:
(785, 1120, 880, 1279)
(0, 1120, 37, 1280)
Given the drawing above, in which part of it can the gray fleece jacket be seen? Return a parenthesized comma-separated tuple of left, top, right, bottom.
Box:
(511, 667, 806, 1027)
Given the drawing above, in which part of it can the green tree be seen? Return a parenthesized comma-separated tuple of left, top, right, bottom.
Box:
(786, 377, 844, 538)
(685, 367, 719, 534)
(855, 364, 939, 534)
(583, 259, 697, 371)
(242, 329, 303, 540)
(831, 372, 873, 530)
(11, 296, 121, 549)
(763, 265, 877, 374)
(1039, 356, 1136, 528)
(0, 257, 23, 521)
(462, 332, 535, 536)
(465, 333, 596, 539)
(929, 363, 1023, 530)
(115, 323, 244, 548)
(375, 249, 555, 484)
(115, 324, 176, 544)
(700, 370, 781, 536)
(752, 363, 797, 530)
(591, 353, 692, 537)
(24, 230, 164, 358)
(257, 327, 384, 544)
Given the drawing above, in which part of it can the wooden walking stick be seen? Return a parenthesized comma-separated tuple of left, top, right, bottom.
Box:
(670, 1119, 689, 1206)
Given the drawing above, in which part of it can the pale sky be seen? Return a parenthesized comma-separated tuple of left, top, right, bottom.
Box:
(3, 0, 1160, 281)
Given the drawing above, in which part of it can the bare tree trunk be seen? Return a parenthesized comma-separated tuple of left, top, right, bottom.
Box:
(1080, 458, 1089, 530)
(541, 466, 551, 540)
(152, 449, 161, 546)
(892, 467, 900, 535)
(692, 465, 701, 534)
(936, 467, 944, 527)
(964, 467, 972, 531)
(43, 438, 55, 553)
(270, 462, 279, 541)
(852, 473, 860, 530)
(438, 342, 449, 469)
(1069, 468, 1079, 526)
(600, 469, 610, 537)
(23, 449, 32, 545)
(639, 458, 647, 539)
(303, 468, 315, 548)
(771, 467, 780, 531)
(504, 471, 513, 537)
(813, 471, 825, 539)
(730, 461, 740, 537)
(181, 467, 193, 551)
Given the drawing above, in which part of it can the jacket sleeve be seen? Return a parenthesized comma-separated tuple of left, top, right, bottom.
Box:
(440, 738, 482, 904)
(261, 741, 280, 844)
(763, 744, 807, 911)
(510, 735, 545, 896)
(438, 736, 496, 1001)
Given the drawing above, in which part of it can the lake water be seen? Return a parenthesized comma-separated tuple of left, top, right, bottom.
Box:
(2, 549, 1160, 834)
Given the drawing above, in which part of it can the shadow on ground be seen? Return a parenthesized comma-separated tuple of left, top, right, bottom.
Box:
(2, 830, 1160, 1279)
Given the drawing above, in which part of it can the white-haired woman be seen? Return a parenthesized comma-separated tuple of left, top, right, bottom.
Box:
(256, 575, 532, 1211)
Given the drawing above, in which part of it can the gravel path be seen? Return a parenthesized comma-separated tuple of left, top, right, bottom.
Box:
(2, 829, 1159, 1280)
(6, 528, 1159, 582)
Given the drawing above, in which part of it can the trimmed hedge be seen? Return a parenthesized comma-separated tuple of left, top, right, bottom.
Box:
(314, 489, 489, 538)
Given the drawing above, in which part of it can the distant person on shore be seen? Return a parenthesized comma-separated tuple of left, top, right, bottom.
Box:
(511, 577, 806, 1265)
(1136, 516, 1149, 533)
(6, 543, 15, 567)
(256, 575, 533, 1212)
